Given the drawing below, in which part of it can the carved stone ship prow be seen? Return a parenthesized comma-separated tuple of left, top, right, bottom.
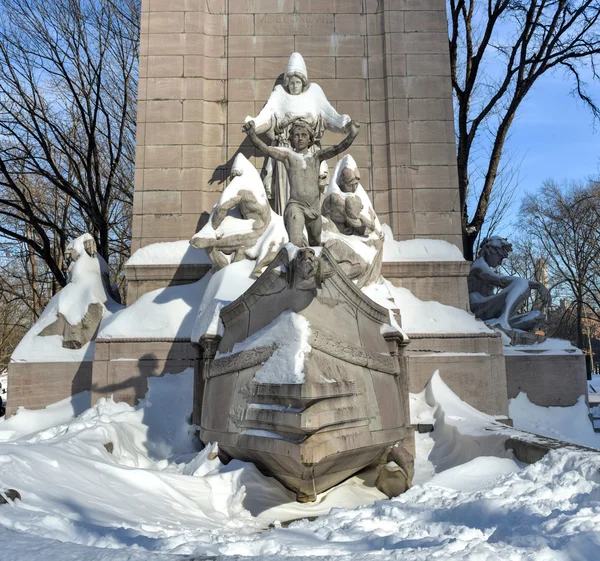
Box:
(197, 247, 411, 501)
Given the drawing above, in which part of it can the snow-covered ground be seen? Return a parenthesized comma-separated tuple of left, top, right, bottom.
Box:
(1, 370, 600, 560)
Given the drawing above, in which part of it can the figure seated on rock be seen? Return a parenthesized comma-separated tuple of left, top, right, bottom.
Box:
(37, 234, 123, 350)
(320, 155, 384, 287)
(468, 236, 551, 333)
(246, 52, 350, 213)
(190, 153, 287, 275)
(244, 118, 360, 248)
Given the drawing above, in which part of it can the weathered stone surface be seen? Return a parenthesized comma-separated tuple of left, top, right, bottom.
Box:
(406, 332, 509, 418)
(39, 303, 104, 350)
(6, 361, 93, 418)
(125, 263, 211, 305)
(505, 353, 588, 407)
(382, 260, 470, 310)
(90, 338, 195, 407)
(198, 247, 411, 501)
(133, 0, 464, 251)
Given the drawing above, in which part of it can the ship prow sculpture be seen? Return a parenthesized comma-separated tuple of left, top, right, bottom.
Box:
(191, 53, 412, 501)
(197, 246, 411, 501)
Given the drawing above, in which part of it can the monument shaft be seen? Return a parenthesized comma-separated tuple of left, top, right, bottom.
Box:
(133, 0, 460, 252)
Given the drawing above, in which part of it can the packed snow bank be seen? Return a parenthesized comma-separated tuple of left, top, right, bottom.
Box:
(3, 368, 600, 559)
(101, 260, 256, 342)
(509, 392, 600, 450)
(192, 260, 257, 341)
(217, 310, 312, 384)
(364, 278, 492, 334)
(416, 372, 513, 474)
(11, 234, 123, 362)
(382, 224, 464, 262)
(0, 391, 90, 442)
(127, 240, 211, 266)
(99, 276, 210, 340)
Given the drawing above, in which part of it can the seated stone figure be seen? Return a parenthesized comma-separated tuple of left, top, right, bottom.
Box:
(244, 118, 360, 247)
(190, 153, 287, 274)
(468, 237, 551, 333)
(322, 165, 378, 236)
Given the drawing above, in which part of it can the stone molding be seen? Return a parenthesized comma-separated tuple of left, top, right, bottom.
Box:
(407, 332, 500, 339)
(208, 327, 397, 379)
(209, 346, 274, 378)
(382, 261, 469, 278)
(125, 263, 211, 281)
(95, 337, 192, 343)
(310, 327, 396, 374)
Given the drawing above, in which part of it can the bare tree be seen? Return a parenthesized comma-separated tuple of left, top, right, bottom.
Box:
(520, 179, 600, 348)
(0, 0, 139, 290)
(449, 0, 600, 259)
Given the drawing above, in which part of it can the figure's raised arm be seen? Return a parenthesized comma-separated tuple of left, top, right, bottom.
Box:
(243, 121, 289, 163)
(318, 121, 360, 162)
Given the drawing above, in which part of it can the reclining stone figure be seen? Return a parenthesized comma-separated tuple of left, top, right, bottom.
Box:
(468, 236, 551, 334)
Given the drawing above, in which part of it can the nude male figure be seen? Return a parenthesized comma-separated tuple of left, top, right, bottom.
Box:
(468, 236, 551, 331)
(243, 119, 360, 247)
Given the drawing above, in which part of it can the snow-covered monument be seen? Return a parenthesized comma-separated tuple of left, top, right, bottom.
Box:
(6, 0, 588, 500)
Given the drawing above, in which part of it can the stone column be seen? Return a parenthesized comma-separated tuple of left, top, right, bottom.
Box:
(132, 0, 462, 252)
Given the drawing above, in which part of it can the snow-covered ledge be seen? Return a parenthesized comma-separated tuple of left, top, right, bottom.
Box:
(125, 230, 470, 309)
(380, 226, 470, 310)
(125, 241, 211, 304)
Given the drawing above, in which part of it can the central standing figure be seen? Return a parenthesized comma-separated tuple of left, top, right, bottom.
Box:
(243, 119, 360, 247)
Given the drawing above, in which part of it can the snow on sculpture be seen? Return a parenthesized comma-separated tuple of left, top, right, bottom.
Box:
(193, 55, 413, 502)
(244, 118, 360, 247)
(190, 153, 287, 275)
(321, 155, 384, 287)
(13, 234, 123, 357)
(245, 52, 351, 214)
(468, 236, 551, 342)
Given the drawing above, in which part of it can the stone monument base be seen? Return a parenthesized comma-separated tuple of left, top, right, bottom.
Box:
(6, 361, 93, 418)
(197, 247, 412, 501)
(505, 352, 588, 407)
(406, 332, 509, 417)
(126, 260, 470, 309)
(91, 338, 195, 406)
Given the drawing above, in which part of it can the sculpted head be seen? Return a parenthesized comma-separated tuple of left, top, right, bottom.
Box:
(284, 52, 309, 95)
(339, 167, 360, 193)
(289, 120, 314, 152)
(295, 247, 318, 279)
(478, 236, 512, 268)
(284, 72, 308, 95)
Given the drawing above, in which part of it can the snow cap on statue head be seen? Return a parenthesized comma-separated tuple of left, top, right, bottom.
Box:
(284, 52, 309, 91)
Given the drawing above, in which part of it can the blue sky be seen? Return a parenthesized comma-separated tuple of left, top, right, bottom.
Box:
(507, 72, 600, 204)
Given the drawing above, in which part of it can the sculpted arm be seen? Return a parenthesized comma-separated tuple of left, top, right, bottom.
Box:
(471, 263, 515, 289)
(318, 121, 360, 162)
(212, 194, 245, 229)
(243, 121, 289, 163)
